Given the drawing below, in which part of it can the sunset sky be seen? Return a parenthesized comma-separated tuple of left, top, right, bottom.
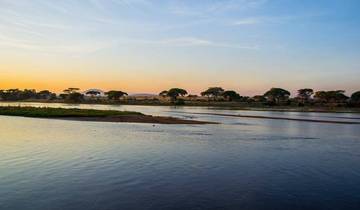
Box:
(0, 0, 359, 95)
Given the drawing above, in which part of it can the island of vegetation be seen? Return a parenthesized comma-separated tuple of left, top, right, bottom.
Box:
(0, 106, 216, 124)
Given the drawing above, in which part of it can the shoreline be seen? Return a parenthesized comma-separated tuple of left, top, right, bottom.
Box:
(0, 106, 217, 125)
(1, 100, 360, 114)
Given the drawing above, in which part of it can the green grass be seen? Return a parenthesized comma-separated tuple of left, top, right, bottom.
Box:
(0, 106, 143, 118)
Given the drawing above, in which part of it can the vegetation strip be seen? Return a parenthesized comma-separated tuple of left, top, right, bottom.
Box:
(0, 106, 217, 124)
(1, 87, 360, 109)
(188, 112, 360, 125)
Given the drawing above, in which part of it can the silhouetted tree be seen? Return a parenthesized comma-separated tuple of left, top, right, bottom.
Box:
(351, 91, 360, 105)
(59, 94, 68, 100)
(314, 90, 348, 104)
(159, 90, 168, 97)
(37, 90, 56, 100)
(105, 90, 128, 101)
(264, 88, 290, 104)
(166, 88, 188, 102)
(63, 88, 80, 94)
(67, 92, 84, 103)
(201, 87, 224, 100)
(297, 88, 314, 104)
(85, 90, 101, 98)
(62, 88, 83, 103)
(222, 90, 241, 101)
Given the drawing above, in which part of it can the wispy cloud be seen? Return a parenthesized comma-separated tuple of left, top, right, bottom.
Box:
(0, 1, 262, 54)
(233, 18, 261, 25)
(232, 13, 327, 26)
(232, 16, 282, 25)
(170, 0, 268, 17)
(0, 34, 115, 55)
(110, 0, 151, 7)
(40, 1, 73, 14)
(121, 37, 259, 50)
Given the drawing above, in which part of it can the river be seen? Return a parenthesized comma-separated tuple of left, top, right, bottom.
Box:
(0, 102, 359, 210)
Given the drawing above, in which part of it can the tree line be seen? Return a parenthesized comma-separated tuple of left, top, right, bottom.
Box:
(0, 88, 127, 103)
(158, 87, 360, 106)
(0, 87, 359, 107)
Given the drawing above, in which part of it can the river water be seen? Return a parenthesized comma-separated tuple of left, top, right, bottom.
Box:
(0, 102, 359, 210)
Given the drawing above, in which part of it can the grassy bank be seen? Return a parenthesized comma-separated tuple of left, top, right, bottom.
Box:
(0, 106, 142, 118)
(0, 106, 215, 124)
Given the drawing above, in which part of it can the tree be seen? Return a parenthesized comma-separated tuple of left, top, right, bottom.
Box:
(62, 88, 83, 103)
(67, 92, 84, 103)
(105, 90, 128, 101)
(222, 90, 241, 101)
(85, 90, 101, 98)
(21, 89, 37, 99)
(314, 90, 348, 103)
(263, 88, 290, 104)
(166, 88, 188, 102)
(201, 87, 224, 100)
(37, 90, 56, 100)
(159, 90, 168, 97)
(63, 88, 80, 94)
(59, 94, 68, 100)
(297, 88, 314, 104)
(351, 91, 360, 104)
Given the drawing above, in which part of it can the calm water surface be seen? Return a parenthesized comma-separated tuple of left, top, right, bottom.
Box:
(0, 102, 360, 210)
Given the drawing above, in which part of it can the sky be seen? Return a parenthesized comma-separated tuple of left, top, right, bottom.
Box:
(0, 0, 359, 96)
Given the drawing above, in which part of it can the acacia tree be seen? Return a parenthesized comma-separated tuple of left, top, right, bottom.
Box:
(351, 91, 360, 105)
(297, 88, 314, 104)
(37, 90, 56, 100)
(201, 87, 224, 100)
(67, 92, 84, 103)
(222, 90, 241, 101)
(159, 90, 168, 97)
(85, 90, 101, 98)
(166, 88, 188, 102)
(63, 88, 80, 94)
(263, 88, 290, 104)
(62, 88, 83, 103)
(105, 90, 128, 101)
(314, 90, 348, 103)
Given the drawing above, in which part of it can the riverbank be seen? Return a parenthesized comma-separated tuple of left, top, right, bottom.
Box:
(2, 100, 360, 114)
(0, 106, 216, 124)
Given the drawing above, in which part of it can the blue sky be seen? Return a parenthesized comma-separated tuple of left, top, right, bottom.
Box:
(0, 0, 359, 95)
